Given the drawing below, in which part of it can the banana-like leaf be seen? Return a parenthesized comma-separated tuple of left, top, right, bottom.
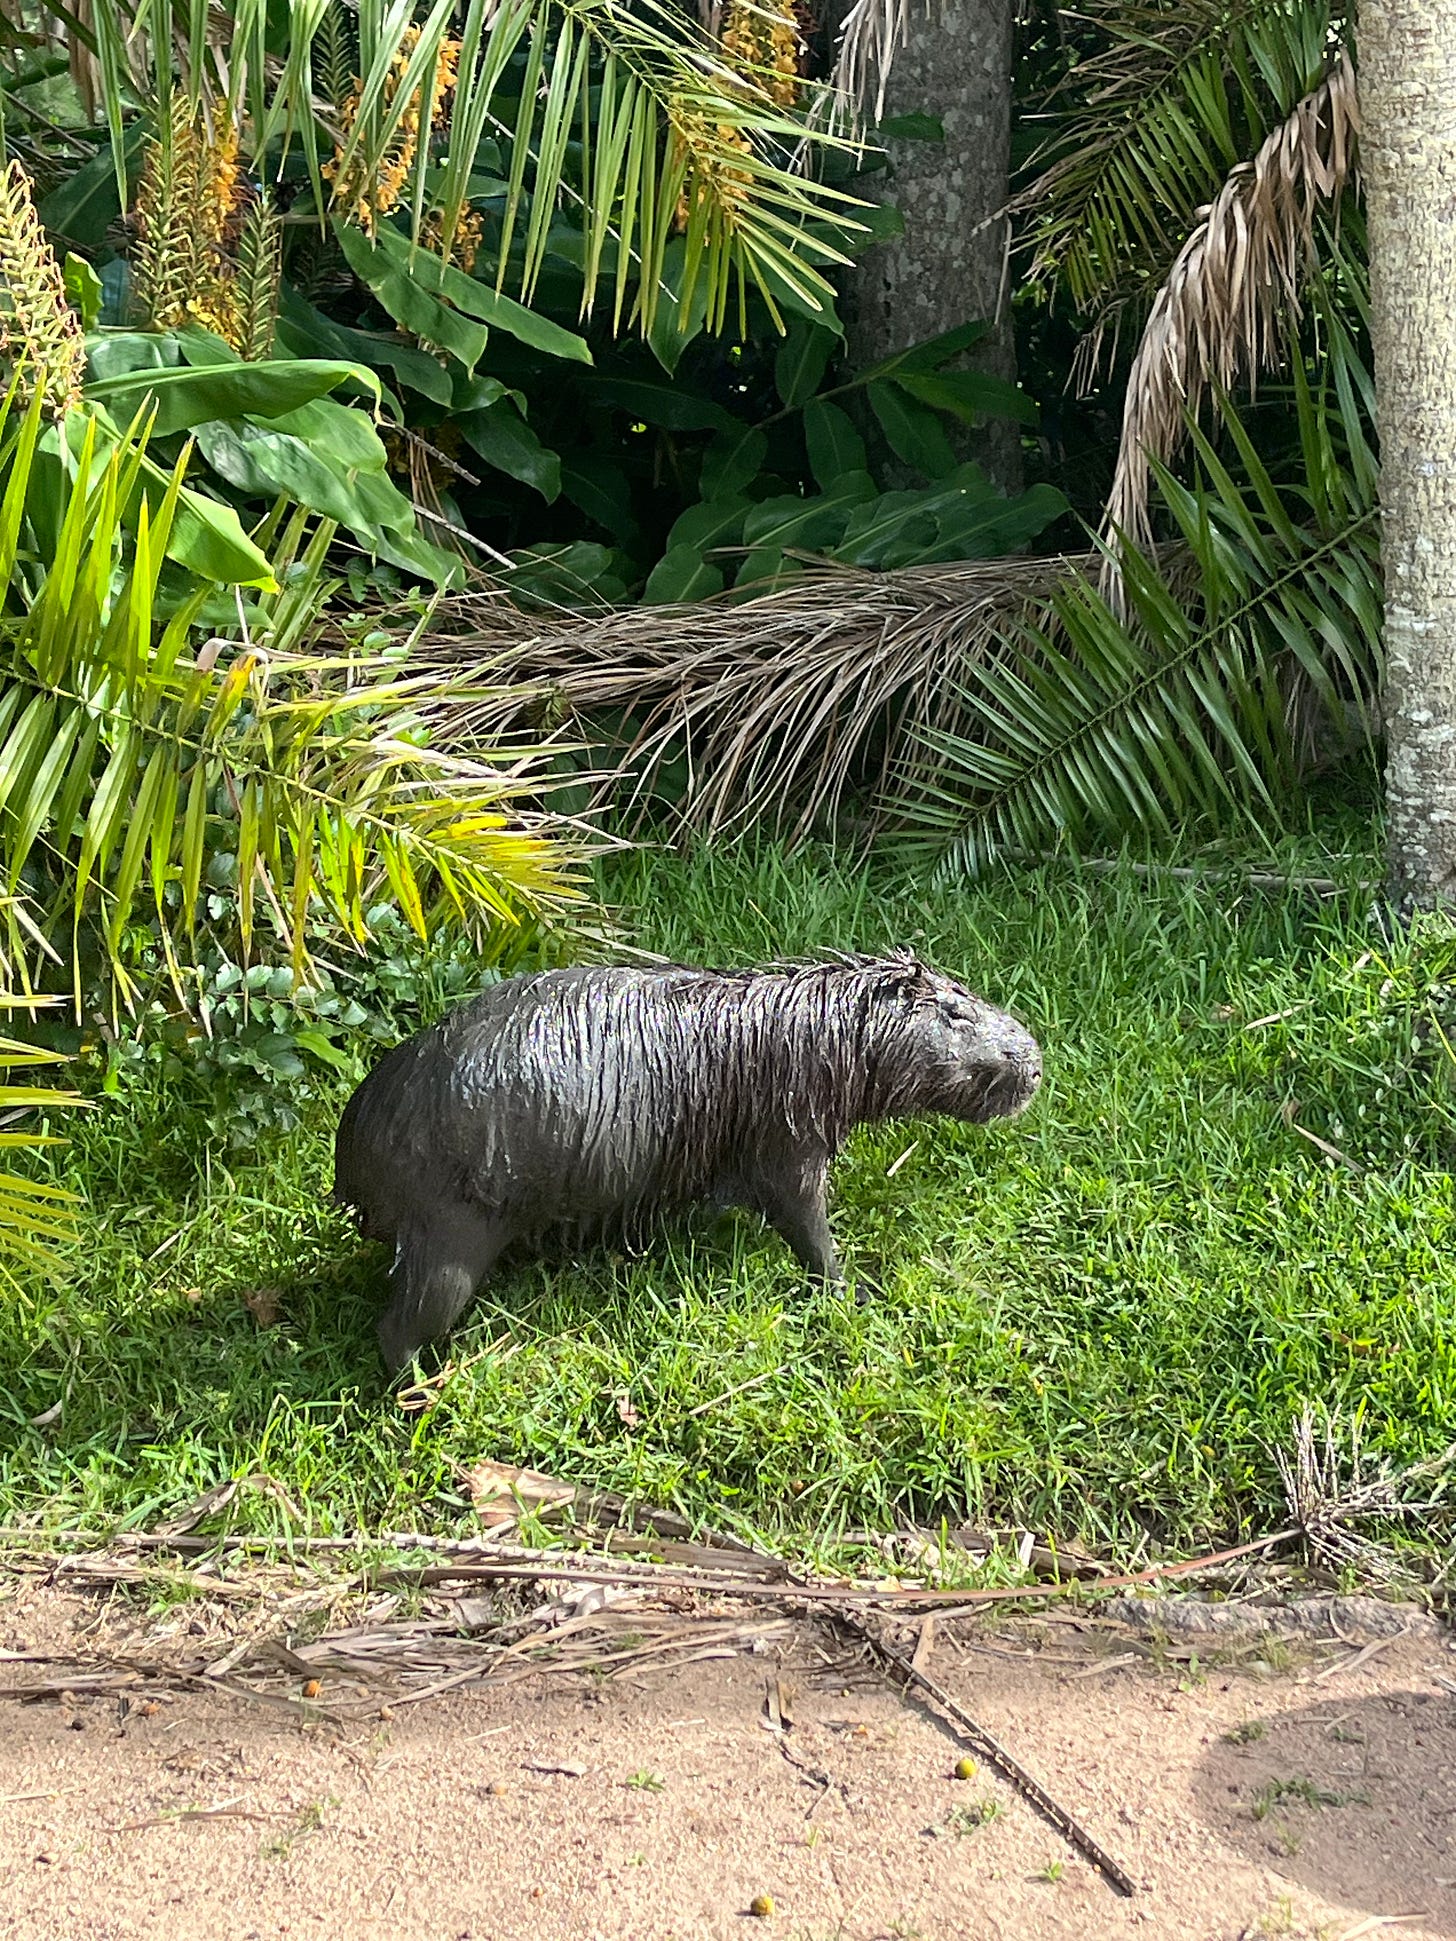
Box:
(73, 405, 279, 589)
(86, 356, 380, 436)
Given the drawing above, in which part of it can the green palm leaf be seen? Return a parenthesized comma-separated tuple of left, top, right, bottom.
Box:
(0, 381, 586, 1005)
(895, 317, 1381, 878)
(44, 0, 862, 335)
(1018, 0, 1345, 326)
(0, 1006, 83, 1272)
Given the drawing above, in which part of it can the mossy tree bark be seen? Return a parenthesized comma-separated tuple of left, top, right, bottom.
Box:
(1361, 1, 1456, 906)
(838, 0, 1021, 492)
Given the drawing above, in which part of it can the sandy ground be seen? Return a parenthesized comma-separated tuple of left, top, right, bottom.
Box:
(1, 1584, 1454, 1941)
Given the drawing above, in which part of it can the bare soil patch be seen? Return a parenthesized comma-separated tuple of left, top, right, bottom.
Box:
(2, 1581, 1454, 1941)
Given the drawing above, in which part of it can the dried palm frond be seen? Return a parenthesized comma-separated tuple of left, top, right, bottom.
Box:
(1015, 0, 1345, 320)
(893, 329, 1380, 877)
(1104, 52, 1357, 555)
(828, 0, 921, 123)
(411, 554, 1076, 841)
(1277, 1406, 1456, 1585)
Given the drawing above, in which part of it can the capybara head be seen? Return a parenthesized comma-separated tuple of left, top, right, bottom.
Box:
(874, 959, 1041, 1125)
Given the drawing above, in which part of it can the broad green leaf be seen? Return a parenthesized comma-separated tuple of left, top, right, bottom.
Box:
(87, 359, 378, 438)
(263, 399, 391, 476)
(336, 225, 491, 373)
(64, 256, 104, 331)
(145, 477, 274, 585)
(37, 124, 147, 247)
(699, 427, 768, 500)
(832, 490, 940, 568)
(294, 1027, 355, 1073)
(643, 545, 726, 603)
(803, 399, 867, 489)
(276, 284, 453, 407)
(560, 455, 641, 543)
(878, 112, 944, 142)
(832, 202, 904, 253)
(860, 322, 989, 383)
(193, 420, 397, 538)
(344, 466, 451, 541)
(868, 381, 957, 478)
(741, 482, 870, 553)
(506, 541, 627, 607)
(734, 545, 796, 592)
(104, 441, 278, 590)
(452, 373, 514, 414)
(459, 401, 562, 502)
(582, 376, 735, 433)
(897, 369, 1039, 429)
(85, 332, 182, 385)
(774, 319, 838, 410)
(362, 224, 593, 365)
(664, 495, 751, 554)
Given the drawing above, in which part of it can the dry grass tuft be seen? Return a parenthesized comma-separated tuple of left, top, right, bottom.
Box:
(1276, 1406, 1456, 1586)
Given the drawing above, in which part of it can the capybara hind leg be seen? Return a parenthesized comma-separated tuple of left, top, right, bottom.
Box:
(378, 1205, 509, 1377)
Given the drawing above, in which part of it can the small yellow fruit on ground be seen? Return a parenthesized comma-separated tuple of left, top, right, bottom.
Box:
(749, 1893, 775, 1917)
(954, 1756, 978, 1780)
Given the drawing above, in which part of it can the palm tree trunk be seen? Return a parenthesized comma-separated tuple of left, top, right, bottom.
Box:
(838, 0, 1021, 493)
(1362, 3, 1456, 905)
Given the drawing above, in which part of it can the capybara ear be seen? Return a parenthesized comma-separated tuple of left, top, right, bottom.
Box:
(885, 951, 937, 1002)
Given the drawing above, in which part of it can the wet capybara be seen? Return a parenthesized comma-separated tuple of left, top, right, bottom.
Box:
(332, 955, 1042, 1374)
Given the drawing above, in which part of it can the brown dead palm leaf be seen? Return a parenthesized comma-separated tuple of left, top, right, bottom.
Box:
(410, 554, 1078, 841)
(827, 0, 922, 124)
(1104, 52, 1357, 558)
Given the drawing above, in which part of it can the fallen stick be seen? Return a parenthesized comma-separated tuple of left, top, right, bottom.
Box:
(3, 1526, 1299, 1613)
(1006, 854, 1362, 895)
(846, 1612, 1138, 1898)
(374, 1526, 1298, 1609)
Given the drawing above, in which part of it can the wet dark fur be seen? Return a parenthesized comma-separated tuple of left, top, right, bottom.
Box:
(332, 956, 1042, 1375)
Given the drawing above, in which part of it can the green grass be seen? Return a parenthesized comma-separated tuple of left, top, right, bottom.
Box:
(4, 829, 1456, 1563)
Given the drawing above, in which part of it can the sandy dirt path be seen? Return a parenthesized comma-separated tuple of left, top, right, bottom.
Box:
(1, 1584, 1454, 1941)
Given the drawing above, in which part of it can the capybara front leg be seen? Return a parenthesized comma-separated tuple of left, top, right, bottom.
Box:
(753, 1162, 841, 1286)
(379, 1205, 510, 1377)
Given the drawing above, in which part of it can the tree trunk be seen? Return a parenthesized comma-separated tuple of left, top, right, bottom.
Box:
(1361, 2, 1456, 905)
(838, 0, 1020, 492)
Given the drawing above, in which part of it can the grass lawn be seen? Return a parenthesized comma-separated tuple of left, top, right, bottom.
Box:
(4, 828, 1455, 1565)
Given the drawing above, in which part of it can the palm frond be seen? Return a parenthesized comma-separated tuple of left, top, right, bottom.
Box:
(412, 554, 1075, 841)
(827, 0, 918, 124)
(0, 1006, 83, 1272)
(1104, 53, 1357, 552)
(50, 0, 864, 334)
(0, 386, 589, 1004)
(1016, 0, 1344, 328)
(892, 319, 1381, 878)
